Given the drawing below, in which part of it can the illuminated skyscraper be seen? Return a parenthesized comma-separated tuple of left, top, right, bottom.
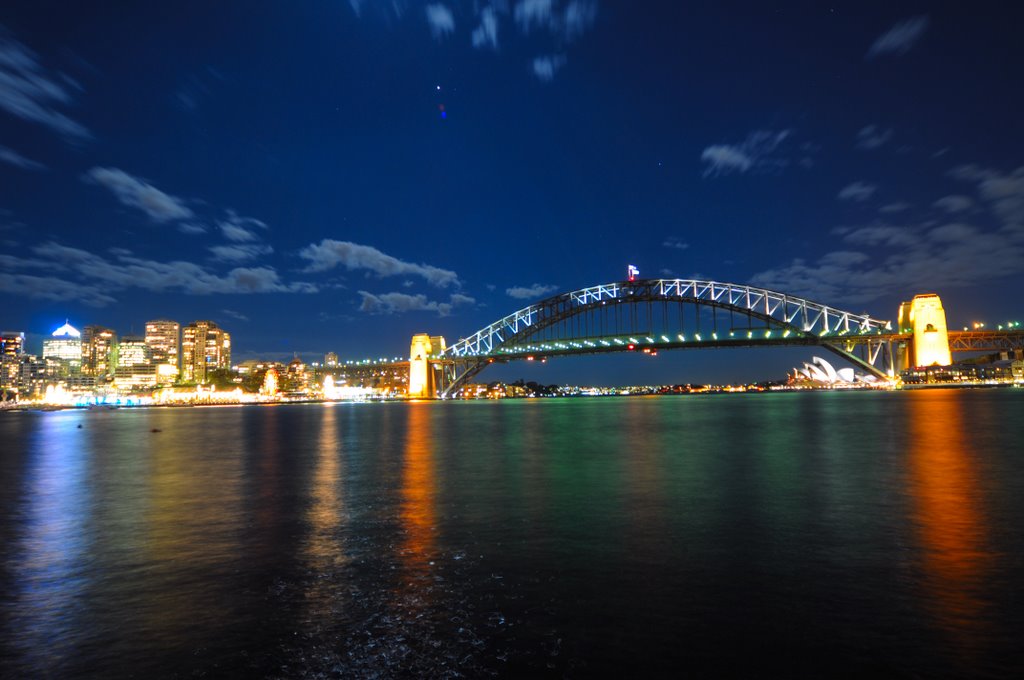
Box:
(0, 332, 25, 387)
(1, 331, 25, 357)
(117, 336, 149, 367)
(1, 331, 26, 391)
(114, 336, 156, 388)
(82, 325, 117, 379)
(42, 322, 82, 377)
(181, 320, 231, 384)
(145, 319, 180, 383)
(325, 351, 338, 367)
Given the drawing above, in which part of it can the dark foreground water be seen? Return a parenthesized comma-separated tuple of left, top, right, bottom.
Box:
(1, 390, 1023, 678)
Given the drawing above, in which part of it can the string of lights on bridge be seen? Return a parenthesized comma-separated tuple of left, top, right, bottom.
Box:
(966, 321, 1021, 331)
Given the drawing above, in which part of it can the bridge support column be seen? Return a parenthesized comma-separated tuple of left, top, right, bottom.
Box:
(409, 333, 446, 398)
(897, 295, 952, 369)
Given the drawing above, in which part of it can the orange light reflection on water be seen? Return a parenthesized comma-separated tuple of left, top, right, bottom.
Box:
(907, 390, 993, 661)
(400, 403, 437, 569)
(306, 403, 344, 566)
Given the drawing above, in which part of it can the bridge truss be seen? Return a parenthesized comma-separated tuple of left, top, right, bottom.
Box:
(947, 330, 1024, 352)
(435, 279, 896, 397)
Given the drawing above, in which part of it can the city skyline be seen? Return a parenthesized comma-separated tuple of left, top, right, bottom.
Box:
(2, 2, 1024, 383)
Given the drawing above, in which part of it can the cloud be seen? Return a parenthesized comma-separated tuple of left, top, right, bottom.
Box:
(856, 125, 893, 150)
(837, 181, 878, 202)
(178, 223, 207, 235)
(0, 144, 45, 170)
(0, 29, 90, 139)
(84, 167, 194, 222)
(220, 223, 258, 242)
(220, 309, 249, 322)
(701, 146, 751, 175)
(472, 6, 500, 49)
(8, 241, 317, 304)
(425, 4, 456, 40)
(209, 244, 274, 262)
(216, 210, 268, 242)
(564, 1, 598, 40)
(299, 239, 460, 287)
(506, 283, 558, 299)
(663, 237, 689, 250)
(0, 252, 53, 269)
(752, 226, 1024, 306)
(839, 223, 917, 248)
(351, 2, 597, 81)
(0, 272, 116, 306)
(867, 15, 929, 58)
(949, 165, 1024, 234)
(879, 202, 910, 214)
(751, 177, 1024, 306)
(358, 290, 474, 316)
(532, 54, 566, 82)
(515, 0, 555, 32)
(933, 195, 974, 213)
(701, 130, 792, 177)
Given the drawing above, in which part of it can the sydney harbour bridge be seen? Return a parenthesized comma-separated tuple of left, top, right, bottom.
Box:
(347, 276, 1024, 398)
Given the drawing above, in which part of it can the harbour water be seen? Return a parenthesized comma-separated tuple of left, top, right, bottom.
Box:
(1, 390, 1023, 677)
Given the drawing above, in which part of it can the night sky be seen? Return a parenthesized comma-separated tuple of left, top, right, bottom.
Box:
(2, 2, 1023, 383)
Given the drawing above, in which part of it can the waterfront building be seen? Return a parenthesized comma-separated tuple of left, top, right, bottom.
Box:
(113, 336, 156, 389)
(0, 332, 25, 391)
(181, 320, 231, 383)
(17, 355, 48, 398)
(1, 331, 25, 357)
(145, 319, 180, 382)
(81, 325, 117, 379)
(42, 322, 83, 378)
(283, 356, 309, 393)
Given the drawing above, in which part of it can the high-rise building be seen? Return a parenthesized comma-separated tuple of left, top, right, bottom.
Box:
(117, 336, 150, 367)
(0, 332, 25, 392)
(1, 331, 25, 357)
(145, 319, 180, 384)
(42, 322, 82, 377)
(145, 320, 179, 365)
(325, 351, 338, 367)
(114, 335, 156, 389)
(81, 325, 117, 379)
(181, 320, 231, 384)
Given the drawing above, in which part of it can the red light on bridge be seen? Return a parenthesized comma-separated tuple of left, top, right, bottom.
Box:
(627, 344, 635, 350)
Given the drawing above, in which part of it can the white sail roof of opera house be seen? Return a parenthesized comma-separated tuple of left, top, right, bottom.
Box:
(51, 322, 81, 338)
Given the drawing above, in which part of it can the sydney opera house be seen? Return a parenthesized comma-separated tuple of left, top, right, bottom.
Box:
(790, 356, 881, 386)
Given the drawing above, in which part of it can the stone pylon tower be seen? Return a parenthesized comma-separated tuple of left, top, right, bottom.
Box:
(409, 334, 446, 398)
(897, 294, 952, 369)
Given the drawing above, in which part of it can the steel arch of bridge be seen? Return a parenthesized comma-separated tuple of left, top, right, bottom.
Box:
(436, 279, 894, 397)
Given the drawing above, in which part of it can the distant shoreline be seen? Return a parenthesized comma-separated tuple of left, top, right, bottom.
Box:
(2, 382, 1020, 413)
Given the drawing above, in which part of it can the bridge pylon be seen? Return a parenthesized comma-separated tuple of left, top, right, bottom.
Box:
(409, 333, 446, 398)
(896, 294, 952, 371)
